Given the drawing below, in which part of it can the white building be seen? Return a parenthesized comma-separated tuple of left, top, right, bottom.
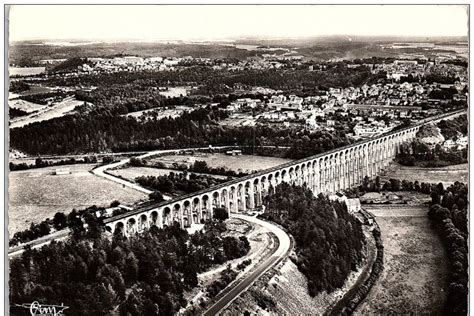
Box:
(329, 193, 362, 214)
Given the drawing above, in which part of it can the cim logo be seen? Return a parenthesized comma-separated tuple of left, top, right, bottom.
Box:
(16, 301, 69, 316)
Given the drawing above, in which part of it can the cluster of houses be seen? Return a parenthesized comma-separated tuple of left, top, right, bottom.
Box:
(77, 56, 182, 73)
(443, 135, 468, 150)
(224, 88, 446, 139)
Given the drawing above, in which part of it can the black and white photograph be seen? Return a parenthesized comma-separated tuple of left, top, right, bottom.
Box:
(3, 3, 470, 315)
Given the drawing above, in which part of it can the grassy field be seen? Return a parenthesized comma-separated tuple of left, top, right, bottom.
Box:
(158, 87, 188, 98)
(8, 98, 47, 113)
(381, 162, 468, 186)
(148, 153, 293, 173)
(109, 166, 229, 182)
(10, 97, 86, 129)
(9, 67, 46, 76)
(356, 208, 448, 315)
(8, 164, 147, 236)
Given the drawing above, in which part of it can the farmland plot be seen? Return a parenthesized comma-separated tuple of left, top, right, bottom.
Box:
(8, 164, 146, 236)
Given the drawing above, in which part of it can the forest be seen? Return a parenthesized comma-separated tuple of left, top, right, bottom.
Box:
(10, 107, 352, 158)
(437, 115, 468, 139)
(10, 219, 250, 315)
(344, 176, 436, 197)
(28, 63, 385, 94)
(9, 107, 28, 119)
(397, 115, 468, 167)
(9, 156, 98, 171)
(135, 172, 229, 196)
(261, 183, 365, 296)
(188, 160, 250, 177)
(397, 140, 467, 167)
(428, 182, 468, 315)
(9, 206, 104, 247)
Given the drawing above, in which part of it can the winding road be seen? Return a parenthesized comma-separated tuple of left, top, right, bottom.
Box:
(92, 146, 237, 196)
(10, 146, 292, 315)
(203, 214, 291, 316)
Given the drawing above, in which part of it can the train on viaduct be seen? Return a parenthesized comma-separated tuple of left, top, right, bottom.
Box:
(104, 109, 466, 236)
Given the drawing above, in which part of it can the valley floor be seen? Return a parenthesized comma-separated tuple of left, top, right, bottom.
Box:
(355, 205, 448, 315)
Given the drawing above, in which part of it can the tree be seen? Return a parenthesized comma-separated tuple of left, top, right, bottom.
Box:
(374, 176, 381, 192)
(129, 157, 146, 167)
(53, 212, 67, 231)
(192, 160, 209, 173)
(124, 253, 139, 284)
(38, 221, 51, 236)
(436, 183, 445, 195)
(67, 210, 85, 238)
(35, 158, 45, 168)
(149, 191, 164, 202)
(213, 207, 229, 221)
(390, 178, 401, 191)
(110, 200, 120, 207)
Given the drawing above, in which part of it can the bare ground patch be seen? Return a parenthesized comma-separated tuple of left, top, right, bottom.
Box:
(8, 164, 146, 236)
(355, 213, 448, 315)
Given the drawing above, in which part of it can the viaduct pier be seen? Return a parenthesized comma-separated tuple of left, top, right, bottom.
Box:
(104, 110, 466, 236)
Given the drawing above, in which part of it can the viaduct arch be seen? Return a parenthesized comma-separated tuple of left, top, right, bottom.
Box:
(105, 110, 466, 236)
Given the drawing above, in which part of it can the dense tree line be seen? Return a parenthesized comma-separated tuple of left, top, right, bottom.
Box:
(10, 219, 250, 315)
(9, 206, 104, 247)
(9, 107, 29, 119)
(428, 182, 468, 315)
(128, 158, 250, 179)
(18, 91, 71, 105)
(283, 129, 351, 159)
(75, 85, 213, 115)
(441, 59, 468, 68)
(10, 107, 226, 155)
(135, 172, 229, 196)
(428, 87, 458, 100)
(206, 265, 238, 298)
(397, 116, 468, 167)
(188, 160, 250, 177)
(261, 183, 365, 296)
(332, 224, 384, 315)
(397, 140, 467, 167)
(32, 64, 385, 93)
(11, 106, 352, 158)
(424, 74, 459, 84)
(49, 57, 93, 73)
(437, 115, 468, 140)
(345, 176, 436, 197)
(9, 80, 30, 93)
(9, 156, 98, 171)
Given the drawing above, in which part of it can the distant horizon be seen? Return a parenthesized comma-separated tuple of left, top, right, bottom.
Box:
(9, 5, 469, 42)
(10, 34, 469, 45)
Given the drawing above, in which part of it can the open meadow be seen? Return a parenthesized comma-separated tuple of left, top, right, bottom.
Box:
(147, 153, 293, 173)
(8, 164, 147, 236)
(9, 67, 46, 76)
(8, 98, 47, 113)
(356, 206, 448, 315)
(381, 162, 468, 186)
(10, 97, 87, 129)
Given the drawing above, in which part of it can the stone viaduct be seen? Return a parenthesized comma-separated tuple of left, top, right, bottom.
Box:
(104, 110, 466, 236)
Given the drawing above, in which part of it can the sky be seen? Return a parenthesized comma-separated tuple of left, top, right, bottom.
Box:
(8, 5, 469, 42)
